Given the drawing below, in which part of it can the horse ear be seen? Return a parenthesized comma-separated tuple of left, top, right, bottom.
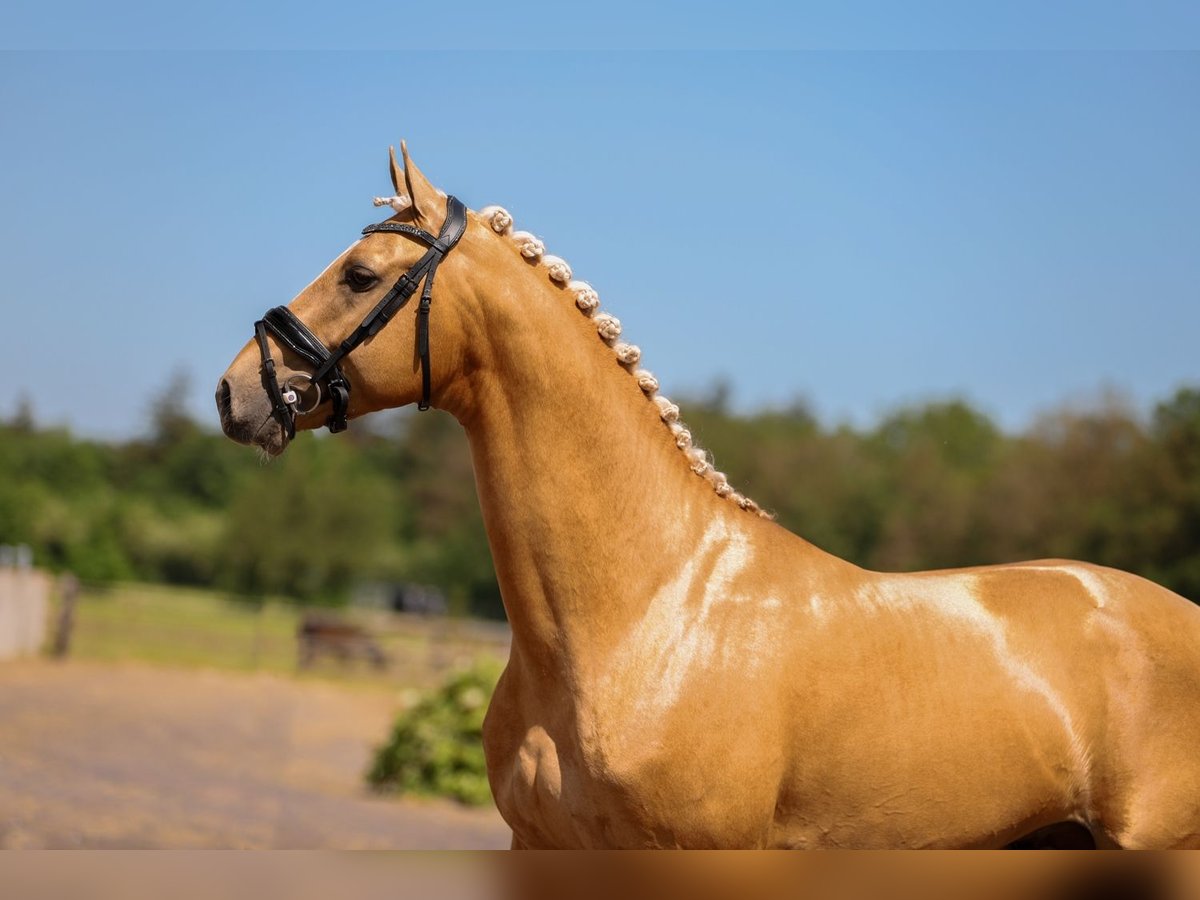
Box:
(399, 140, 442, 227)
(388, 145, 405, 196)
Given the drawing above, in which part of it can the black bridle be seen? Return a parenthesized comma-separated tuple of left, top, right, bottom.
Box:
(253, 195, 468, 438)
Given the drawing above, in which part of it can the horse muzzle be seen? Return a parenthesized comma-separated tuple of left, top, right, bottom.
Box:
(216, 376, 288, 457)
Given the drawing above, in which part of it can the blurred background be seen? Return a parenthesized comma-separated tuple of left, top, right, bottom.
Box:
(1, 4, 1198, 849)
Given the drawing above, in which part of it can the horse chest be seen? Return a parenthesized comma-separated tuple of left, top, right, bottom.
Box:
(484, 672, 782, 848)
(484, 700, 606, 847)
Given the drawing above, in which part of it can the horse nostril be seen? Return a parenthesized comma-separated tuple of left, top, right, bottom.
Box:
(217, 379, 233, 421)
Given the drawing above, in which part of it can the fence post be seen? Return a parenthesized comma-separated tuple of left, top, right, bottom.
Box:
(50, 573, 80, 659)
(0, 545, 50, 660)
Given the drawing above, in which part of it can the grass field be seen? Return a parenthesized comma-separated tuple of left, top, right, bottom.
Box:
(60, 582, 509, 688)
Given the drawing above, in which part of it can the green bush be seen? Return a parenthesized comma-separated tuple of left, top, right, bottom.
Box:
(366, 661, 502, 806)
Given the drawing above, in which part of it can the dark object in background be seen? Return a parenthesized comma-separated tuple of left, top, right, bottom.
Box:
(296, 613, 390, 671)
(391, 583, 447, 616)
(50, 573, 79, 659)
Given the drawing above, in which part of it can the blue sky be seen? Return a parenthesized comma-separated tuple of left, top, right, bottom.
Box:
(2, 8, 1198, 437)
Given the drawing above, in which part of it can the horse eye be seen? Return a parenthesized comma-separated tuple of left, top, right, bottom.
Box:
(344, 266, 379, 293)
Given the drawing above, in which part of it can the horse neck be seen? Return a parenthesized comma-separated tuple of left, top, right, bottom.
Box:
(443, 251, 744, 673)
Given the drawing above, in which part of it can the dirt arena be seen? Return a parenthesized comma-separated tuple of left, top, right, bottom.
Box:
(0, 660, 509, 849)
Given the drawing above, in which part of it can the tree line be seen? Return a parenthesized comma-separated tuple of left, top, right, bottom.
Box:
(3, 378, 1199, 618)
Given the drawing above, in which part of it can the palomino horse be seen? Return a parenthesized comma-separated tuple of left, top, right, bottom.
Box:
(218, 145, 1200, 848)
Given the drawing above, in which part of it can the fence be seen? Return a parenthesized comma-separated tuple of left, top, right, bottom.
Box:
(0, 561, 513, 679)
(61, 581, 509, 685)
(0, 546, 50, 659)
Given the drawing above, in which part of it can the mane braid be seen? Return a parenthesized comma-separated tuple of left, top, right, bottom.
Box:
(476, 204, 772, 519)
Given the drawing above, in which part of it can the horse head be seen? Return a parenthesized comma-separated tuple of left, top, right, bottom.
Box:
(217, 143, 486, 455)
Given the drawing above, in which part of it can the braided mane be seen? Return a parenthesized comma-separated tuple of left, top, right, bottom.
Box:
(476, 203, 770, 519)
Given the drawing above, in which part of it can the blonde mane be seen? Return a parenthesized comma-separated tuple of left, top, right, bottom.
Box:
(477, 204, 770, 518)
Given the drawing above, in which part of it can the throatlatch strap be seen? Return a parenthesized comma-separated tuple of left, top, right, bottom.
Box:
(417, 286, 433, 410)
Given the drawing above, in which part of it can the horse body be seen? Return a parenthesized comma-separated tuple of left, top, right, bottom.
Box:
(481, 489, 1200, 848)
(218, 146, 1200, 848)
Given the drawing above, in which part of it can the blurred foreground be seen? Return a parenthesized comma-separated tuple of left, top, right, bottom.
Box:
(0, 658, 509, 848)
(0, 850, 1195, 900)
(0, 579, 510, 848)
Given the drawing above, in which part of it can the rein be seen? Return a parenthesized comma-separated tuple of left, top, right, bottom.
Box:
(253, 194, 468, 438)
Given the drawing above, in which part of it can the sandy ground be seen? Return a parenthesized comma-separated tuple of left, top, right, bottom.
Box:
(0, 659, 510, 849)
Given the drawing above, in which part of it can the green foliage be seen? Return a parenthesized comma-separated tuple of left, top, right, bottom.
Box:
(681, 390, 1200, 602)
(1147, 389, 1200, 599)
(366, 661, 501, 805)
(375, 410, 501, 618)
(4, 377, 1200, 608)
(219, 435, 398, 603)
(0, 382, 491, 607)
